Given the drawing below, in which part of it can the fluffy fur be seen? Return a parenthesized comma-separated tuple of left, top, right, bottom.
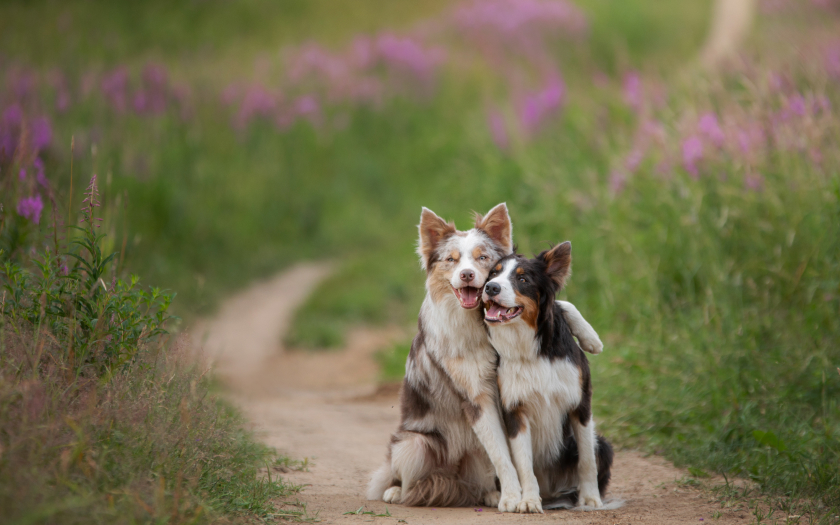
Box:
(368, 207, 606, 512)
(482, 242, 613, 513)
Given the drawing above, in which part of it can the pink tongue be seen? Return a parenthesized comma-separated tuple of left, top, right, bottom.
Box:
(487, 303, 507, 318)
(461, 287, 478, 304)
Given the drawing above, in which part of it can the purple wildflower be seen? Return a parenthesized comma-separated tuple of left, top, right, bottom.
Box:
(623, 71, 642, 111)
(294, 95, 319, 116)
(744, 173, 764, 192)
(682, 136, 703, 178)
(517, 76, 565, 133)
(56, 88, 71, 112)
(139, 62, 169, 114)
(452, 0, 587, 41)
(487, 109, 509, 150)
(31, 117, 52, 151)
(826, 42, 840, 79)
(374, 34, 445, 85)
(34, 158, 48, 188)
(101, 67, 129, 112)
(235, 84, 277, 129)
(625, 149, 644, 173)
(787, 94, 806, 117)
(12, 71, 36, 99)
(133, 90, 148, 113)
(1, 104, 23, 159)
(19, 168, 26, 181)
(3, 104, 23, 127)
(697, 113, 724, 147)
(609, 170, 627, 194)
(17, 195, 44, 224)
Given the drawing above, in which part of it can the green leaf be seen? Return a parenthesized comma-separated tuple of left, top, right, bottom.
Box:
(752, 430, 787, 452)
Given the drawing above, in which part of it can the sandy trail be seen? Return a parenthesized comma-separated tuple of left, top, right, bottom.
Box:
(195, 264, 746, 524)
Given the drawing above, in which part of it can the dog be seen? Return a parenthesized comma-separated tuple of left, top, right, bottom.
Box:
(367, 205, 605, 511)
(481, 241, 613, 513)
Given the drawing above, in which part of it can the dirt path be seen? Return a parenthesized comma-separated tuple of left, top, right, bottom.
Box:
(194, 264, 747, 524)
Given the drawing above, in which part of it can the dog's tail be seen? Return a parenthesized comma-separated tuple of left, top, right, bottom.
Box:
(401, 472, 479, 507)
(596, 434, 614, 497)
(366, 461, 394, 501)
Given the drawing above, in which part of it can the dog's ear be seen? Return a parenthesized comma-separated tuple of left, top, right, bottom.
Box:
(474, 202, 513, 255)
(540, 241, 572, 289)
(417, 207, 456, 271)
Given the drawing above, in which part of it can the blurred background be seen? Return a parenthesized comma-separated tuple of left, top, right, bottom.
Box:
(1, 0, 838, 518)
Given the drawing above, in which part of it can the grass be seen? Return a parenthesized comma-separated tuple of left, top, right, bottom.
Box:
(2, 0, 839, 522)
(0, 329, 301, 524)
(0, 178, 304, 523)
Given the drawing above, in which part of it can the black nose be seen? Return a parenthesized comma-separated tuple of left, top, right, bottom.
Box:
(485, 282, 501, 296)
(460, 270, 475, 283)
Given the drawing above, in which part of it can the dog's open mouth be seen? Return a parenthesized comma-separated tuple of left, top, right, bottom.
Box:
(452, 286, 481, 309)
(484, 301, 523, 323)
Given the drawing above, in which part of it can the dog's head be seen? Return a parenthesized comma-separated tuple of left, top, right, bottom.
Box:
(417, 203, 514, 309)
(482, 241, 572, 328)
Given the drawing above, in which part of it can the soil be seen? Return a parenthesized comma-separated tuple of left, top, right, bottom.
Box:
(193, 263, 747, 524)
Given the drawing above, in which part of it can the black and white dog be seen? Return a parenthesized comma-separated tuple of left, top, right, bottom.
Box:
(367, 206, 605, 511)
(482, 241, 613, 513)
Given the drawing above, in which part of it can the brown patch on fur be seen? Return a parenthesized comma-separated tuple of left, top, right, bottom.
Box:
(515, 290, 539, 329)
(400, 381, 431, 421)
(516, 267, 525, 275)
(428, 263, 455, 304)
(502, 402, 526, 438)
(401, 472, 479, 507)
(473, 203, 513, 255)
(542, 241, 572, 288)
(494, 263, 502, 272)
(418, 208, 456, 271)
(472, 247, 483, 260)
(461, 400, 482, 424)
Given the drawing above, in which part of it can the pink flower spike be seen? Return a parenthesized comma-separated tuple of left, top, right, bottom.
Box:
(17, 195, 44, 224)
(487, 110, 509, 150)
(623, 71, 642, 111)
(682, 136, 703, 178)
(745, 173, 764, 192)
(609, 170, 627, 194)
(698, 113, 724, 147)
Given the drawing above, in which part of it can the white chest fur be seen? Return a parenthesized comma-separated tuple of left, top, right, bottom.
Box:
(489, 320, 583, 463)
(422, 296, 497, 400)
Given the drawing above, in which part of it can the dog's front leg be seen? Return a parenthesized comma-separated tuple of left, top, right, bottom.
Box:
(558, 301, 603, 355)
(465, 399, 521, 512)
(508, 418, 543, 513)
(571, 415, 603, 507)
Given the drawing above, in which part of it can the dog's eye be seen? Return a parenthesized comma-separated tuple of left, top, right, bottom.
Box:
(519, 278, 527, 283)
(446, 257, 455, 262)
(479, 256, 487, 261)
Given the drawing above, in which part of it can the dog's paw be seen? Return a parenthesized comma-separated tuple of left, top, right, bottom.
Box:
(579, 485, 603, 508)
(517, 495, 543, 514)
(383, 486, 402, 504)
(498, 491, 520, 513)
(482, 490, 501, 508)
(579, 336, 603, 355)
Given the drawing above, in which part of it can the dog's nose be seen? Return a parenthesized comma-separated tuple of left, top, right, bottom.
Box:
(485, 282, 501, 296)
(460, 269, 475, 283)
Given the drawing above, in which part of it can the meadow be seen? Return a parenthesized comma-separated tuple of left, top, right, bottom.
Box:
(1, 0, 839, 522)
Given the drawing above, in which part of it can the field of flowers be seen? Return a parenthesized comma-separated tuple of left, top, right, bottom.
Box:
(1, 0, 839, 521)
